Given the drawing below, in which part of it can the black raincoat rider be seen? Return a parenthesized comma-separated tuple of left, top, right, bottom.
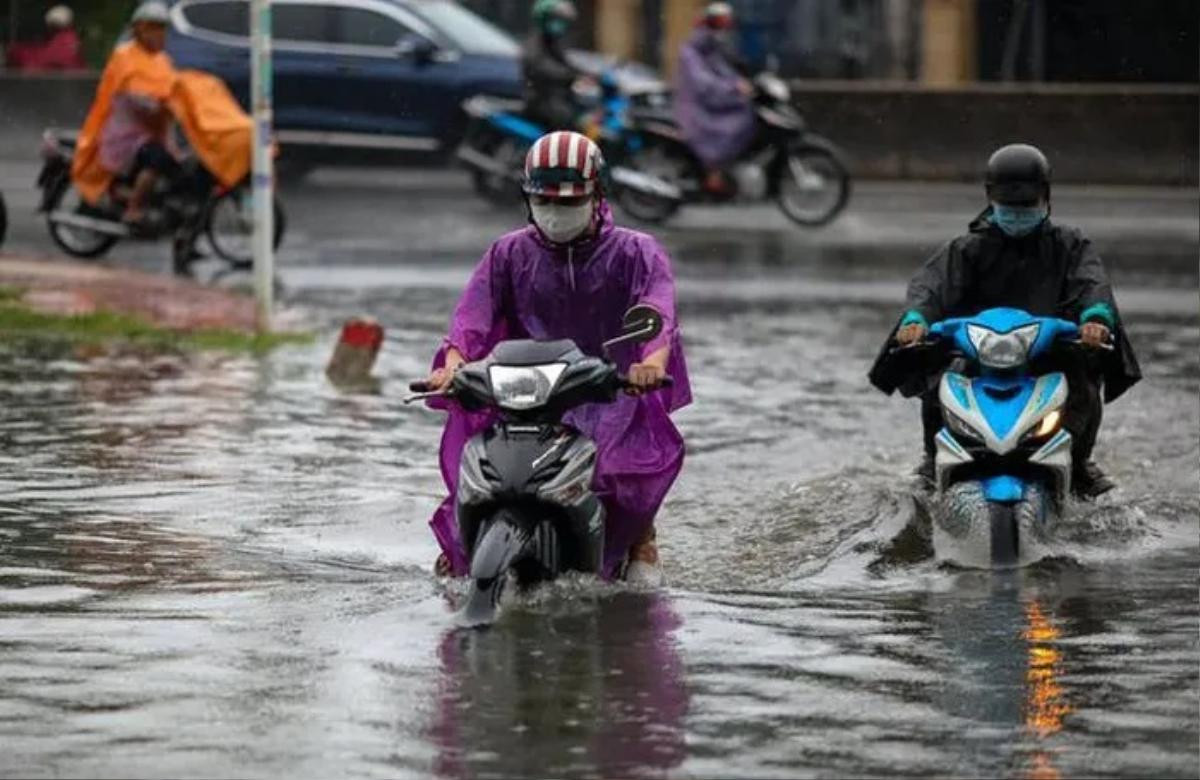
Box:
(521, 0, 584, 131)
(869, 143, 1141, 498)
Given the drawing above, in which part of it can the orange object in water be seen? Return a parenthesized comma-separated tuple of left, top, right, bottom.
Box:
(71, 41, 177, 205)
(168, 70, 252, 191)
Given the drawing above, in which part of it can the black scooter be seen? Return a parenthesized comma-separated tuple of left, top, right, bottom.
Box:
(612, 71, 852, 227)
(35, 130, 285, 276)
(407, 306, 671, 626)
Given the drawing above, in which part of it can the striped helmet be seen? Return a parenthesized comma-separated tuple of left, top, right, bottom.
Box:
(523, 131, 605, 198)
(703, 2, 735, 28)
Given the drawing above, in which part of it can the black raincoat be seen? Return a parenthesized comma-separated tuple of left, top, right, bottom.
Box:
(869, 210, 1142, 403)
(521, 31, 582, 130)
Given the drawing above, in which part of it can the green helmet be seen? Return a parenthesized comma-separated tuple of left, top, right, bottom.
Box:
(533, 0, 577, 30)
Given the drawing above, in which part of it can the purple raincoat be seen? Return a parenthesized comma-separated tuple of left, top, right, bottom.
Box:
(428, 203, 691, 578)
(673, 28, 757, 168)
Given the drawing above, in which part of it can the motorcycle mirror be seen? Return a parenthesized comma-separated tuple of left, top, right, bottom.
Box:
(602, 305, 663, 352)
(396, 33, 436, 64)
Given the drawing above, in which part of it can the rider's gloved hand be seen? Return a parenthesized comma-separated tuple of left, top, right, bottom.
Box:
(426, 348, 465, 391)
(896, 323, 927, 347)
(1080, 321, 1111, 347)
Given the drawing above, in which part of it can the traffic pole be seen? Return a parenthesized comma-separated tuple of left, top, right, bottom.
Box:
(250, 0, 274, 332)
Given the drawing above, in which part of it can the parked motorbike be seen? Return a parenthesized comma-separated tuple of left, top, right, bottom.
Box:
(905, 308, 1106, 567)
(406, 305, 672, 626)
(36, 130, 284, 276)
(612, 71, 852, 227)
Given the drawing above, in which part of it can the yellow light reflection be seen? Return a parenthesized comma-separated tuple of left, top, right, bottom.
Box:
(1022, 601, 1073, 780)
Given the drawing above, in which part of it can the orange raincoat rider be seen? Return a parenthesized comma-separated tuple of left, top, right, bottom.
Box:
(71, 2, 178, 225)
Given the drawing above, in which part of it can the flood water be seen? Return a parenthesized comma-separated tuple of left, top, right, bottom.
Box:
(1, 238, 1197, 778)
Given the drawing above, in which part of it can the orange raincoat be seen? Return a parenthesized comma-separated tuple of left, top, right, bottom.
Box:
(167, 70, 252, 190)
(71, 40, 177, 205)
(72, 44, 252, 205)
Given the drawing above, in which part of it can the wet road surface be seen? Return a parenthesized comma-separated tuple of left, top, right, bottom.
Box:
(1, 167, 1198, 778)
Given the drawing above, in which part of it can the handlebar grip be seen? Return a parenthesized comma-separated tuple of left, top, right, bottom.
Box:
(409, 381, 432, 393)
(618, 374, 674, 390)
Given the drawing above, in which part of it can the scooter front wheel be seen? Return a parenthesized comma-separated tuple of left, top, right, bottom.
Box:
(460, 575, 508, 628)
(989, 503, 1019, 566)
(466, 133, 526, 207)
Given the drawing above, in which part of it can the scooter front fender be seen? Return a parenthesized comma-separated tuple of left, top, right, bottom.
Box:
(469, 514, 530, 581)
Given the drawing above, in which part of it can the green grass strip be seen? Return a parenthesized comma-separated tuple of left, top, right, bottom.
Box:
(0, 298, 311, 354)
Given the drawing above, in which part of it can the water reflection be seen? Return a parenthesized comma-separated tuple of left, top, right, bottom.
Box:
(1023, 599, 1070, 780)
(430, 591, 688, 779)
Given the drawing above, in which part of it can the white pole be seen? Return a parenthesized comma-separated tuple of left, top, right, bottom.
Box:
(250, 0, 274, 332)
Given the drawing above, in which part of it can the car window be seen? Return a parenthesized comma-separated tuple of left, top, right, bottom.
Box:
(332, 7, 408, 48)
(412, 1, 518, 57)
(273, 4, 334, 44)
(181, 0, 249, 37)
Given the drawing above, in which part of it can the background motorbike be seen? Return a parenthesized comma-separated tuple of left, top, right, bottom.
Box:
(36, 130, 285, 276)
(905, 308, 1107, 567)
(456, 69, 675, 209)
(613, 70, 852, 227)
(407, 306, 671, 626)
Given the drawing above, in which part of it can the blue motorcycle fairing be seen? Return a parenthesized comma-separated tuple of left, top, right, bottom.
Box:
(1029, 373, 1064, 417)
(971, 374, 1037, 440)
(981, 475, 1025, 503)
(939, 370, 1068, 455)
(931, 308, 1078, 363)
(487, 112, 545, 143)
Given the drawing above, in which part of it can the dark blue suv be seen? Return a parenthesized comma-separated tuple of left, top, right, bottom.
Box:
(166, 0, 523, 169)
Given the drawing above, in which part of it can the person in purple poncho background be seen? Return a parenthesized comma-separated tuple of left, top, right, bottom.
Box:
(422, 130, 692, 586)
(674, 2, 758, 195)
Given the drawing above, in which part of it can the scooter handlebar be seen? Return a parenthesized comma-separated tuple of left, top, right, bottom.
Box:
(618, 374, 674, 391)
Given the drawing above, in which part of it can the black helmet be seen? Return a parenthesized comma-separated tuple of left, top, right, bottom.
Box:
(985, 143, 1050, 205)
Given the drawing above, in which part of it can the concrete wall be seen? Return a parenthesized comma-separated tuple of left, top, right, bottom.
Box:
(1, 73, 1195, 185)
(0, 73, 98, 159)
(791, 81, 1199, 186)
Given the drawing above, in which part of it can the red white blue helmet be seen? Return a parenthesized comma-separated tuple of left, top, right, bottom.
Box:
(523, 131, 605, 198)
(703, 2, 735, 28)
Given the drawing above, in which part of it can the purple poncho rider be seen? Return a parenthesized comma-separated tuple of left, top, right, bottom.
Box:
(422, 130, 691, 584)
(674, 2, 756, 193)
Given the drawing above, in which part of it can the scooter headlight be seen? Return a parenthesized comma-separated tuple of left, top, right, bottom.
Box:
(1023, 409, 1063, 442)
(967, 323, 1040, 370)
(488, 364, 568, 410)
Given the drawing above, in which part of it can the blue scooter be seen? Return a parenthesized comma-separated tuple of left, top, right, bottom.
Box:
(455, 72, 680, 208)
(924, 307, 1098, 567)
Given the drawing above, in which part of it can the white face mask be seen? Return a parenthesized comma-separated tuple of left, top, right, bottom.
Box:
(530, 200, 594, 244)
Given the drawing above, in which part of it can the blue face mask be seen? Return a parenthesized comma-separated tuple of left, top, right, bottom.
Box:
(545, 18, 569, 37)
(990, 203, 1047, 237)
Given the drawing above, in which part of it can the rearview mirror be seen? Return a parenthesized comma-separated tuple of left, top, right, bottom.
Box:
(602, 305, 663, 352)
(396, 32, 436, 64)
